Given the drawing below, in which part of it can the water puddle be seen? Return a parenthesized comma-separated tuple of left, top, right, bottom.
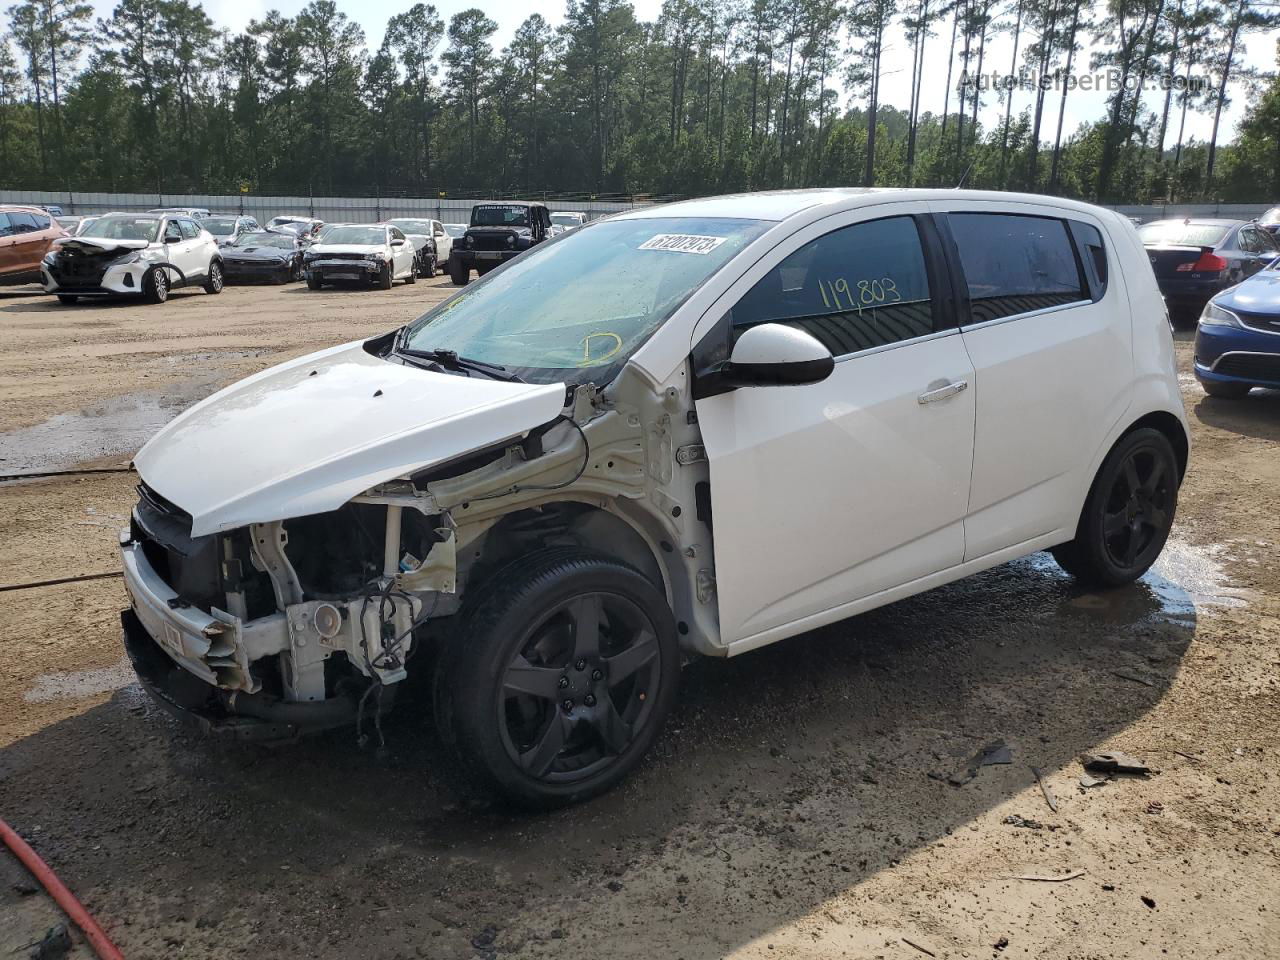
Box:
(1022, 535, 1249, 627)
(24, 659, 136, 703)
(0, 381, 215, 472)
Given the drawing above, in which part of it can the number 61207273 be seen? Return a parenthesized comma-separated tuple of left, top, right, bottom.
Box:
(818, 276, 901, 312)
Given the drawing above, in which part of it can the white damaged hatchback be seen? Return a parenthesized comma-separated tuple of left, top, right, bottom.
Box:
(121, 189, 1189, 807)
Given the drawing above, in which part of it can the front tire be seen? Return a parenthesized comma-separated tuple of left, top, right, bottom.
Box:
(143, 267, 169, 304)
(202, 260, 223, 294)
(449, 260, 468, 286)
(435, 550, 680, 809)
(377, 264, 393, 290)
(405, 263, 417, 284)
(56, 294, 78, 305)
(1201, 379, 1252, 398)
(306, 272, 322, 290)
(1051, 427, 1179, 587)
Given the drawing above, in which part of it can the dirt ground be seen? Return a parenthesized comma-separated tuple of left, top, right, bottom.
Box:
(0, 280, 1277, 960)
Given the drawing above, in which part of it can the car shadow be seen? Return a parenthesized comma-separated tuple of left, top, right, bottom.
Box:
(1192, 389, 1280, 441)
(0, 551, 1199, 958)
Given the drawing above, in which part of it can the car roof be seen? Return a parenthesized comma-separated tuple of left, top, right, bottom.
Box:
(1141, 218, 1245, 228)
(612, 188, 1115, 223)
(0, 203, 55, 215)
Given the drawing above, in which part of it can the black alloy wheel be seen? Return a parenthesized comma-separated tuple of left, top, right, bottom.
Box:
(1051, 427, 1179, 587)
(435, 550, 680, 808)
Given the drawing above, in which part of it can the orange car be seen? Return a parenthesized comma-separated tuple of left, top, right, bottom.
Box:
(0, 204, 67, 285)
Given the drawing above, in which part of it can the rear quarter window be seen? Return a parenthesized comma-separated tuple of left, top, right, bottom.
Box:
(948, 213, 1086, 324)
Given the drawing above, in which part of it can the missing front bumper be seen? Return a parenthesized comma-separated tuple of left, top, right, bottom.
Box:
(122, 609, 370, 742)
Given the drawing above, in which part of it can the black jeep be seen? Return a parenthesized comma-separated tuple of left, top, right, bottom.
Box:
(447, 201, 552, 285)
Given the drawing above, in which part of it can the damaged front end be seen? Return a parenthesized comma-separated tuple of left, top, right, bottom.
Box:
(120, 481, 450, 740)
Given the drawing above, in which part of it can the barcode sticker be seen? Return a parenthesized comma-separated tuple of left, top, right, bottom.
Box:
(638, 234, 727, 255)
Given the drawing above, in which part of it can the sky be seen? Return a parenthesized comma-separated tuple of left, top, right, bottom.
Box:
(84, 0, 1279, 147)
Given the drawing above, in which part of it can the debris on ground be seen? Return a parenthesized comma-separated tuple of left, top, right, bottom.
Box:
(26, 923, 71, 960)
(1111, 669, 1156, 687)
(1141, 895, 1157, 909)
(1146, 800, 1165, 815)
(1004, 869, 1086, 882)
(1079, 774, 1109, 789)
(941, 739, 1013, 785)
(469, 925, 498, 949)
(994, 936, 1010, 951)
(1080, 751, 1151, 776)
(1003, 814, 1045, 830)
(1031, 766, 1058, 812)
(901, 935, 937, 957)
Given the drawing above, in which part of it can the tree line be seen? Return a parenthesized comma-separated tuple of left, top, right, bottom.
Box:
(0, 0, 1277, 204)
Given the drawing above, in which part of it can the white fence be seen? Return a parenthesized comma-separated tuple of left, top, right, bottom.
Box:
(0, 189, 645, 224)
(1, 189, 1273, 225)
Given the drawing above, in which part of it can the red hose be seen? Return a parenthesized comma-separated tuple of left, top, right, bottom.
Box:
(0, 816, 125, 960)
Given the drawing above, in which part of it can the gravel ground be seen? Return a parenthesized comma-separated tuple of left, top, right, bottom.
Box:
(0, 281, 1277, 960)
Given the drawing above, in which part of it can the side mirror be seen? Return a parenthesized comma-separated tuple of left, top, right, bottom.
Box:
(724, 323, 834, 387)
(164, 231, 181, 244)
(391, 237, 405, 247)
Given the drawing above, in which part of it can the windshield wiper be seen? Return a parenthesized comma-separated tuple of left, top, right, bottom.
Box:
(396, 347, 525, 383)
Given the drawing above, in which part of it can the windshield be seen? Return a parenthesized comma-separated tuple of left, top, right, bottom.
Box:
(1261, 208, 1280, 226)
(319, 226, 385, 245)
(403, 216, 768, 385)
(1139, 222, 1230, 247)
(233, 232, 294, 249)
(444, 224, 466, 238)
(551, 214, 582, 226)
(81, 216, 161, 243)
(204, 217, 239, 235)
(389, 219, 434, 235)
(471, 205, 529, 228)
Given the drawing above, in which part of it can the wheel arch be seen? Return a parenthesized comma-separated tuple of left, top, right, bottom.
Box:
(1123, 409, 1189, 482)
(460, 500, 669, 604)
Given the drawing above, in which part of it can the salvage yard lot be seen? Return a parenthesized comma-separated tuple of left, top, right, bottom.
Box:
(1, 283, 1278, 959)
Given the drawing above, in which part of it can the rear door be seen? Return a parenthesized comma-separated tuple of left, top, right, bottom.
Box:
(7, 212, 50, 275)
(693, 204, 977, 646)
(176, 218, 208, 279)
(935, 204, 1132, 559)
(0, 213, 16, 275)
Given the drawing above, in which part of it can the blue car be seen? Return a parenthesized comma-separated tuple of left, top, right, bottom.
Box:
(1194, 260, 1280, 397)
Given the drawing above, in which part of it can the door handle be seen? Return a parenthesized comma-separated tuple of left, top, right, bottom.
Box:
(918, 379, 969, 404)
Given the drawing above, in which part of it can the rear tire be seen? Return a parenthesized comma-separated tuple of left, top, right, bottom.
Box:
(1050, 427, 1179, 587)
(1201, 379, 1251, 398)
(405, 264, 417, 284)
(434, 550, 680, 810)
(56, 295, 78, 305)
(143, 267, 169, 304)
(202, 260, 223, 294)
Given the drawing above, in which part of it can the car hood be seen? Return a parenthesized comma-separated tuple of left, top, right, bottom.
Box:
(224, 245, 292, 259)
(309, 243, 384, 255)
(134, 339, 568, 537)
(1216, 269, 1280, 314)
(53, 236, 151, 255)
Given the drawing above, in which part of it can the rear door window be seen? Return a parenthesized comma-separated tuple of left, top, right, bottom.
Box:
(948, 213, 1086, 324)
(0, 213, 12, 237)
(8, 212, 39, 233)
(730, 215, 939, 356)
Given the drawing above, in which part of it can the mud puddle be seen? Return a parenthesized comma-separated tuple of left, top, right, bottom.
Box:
(0, 378, 220, 472)
(1024, 534, 1249, 626)
(23, 659, 137, 704)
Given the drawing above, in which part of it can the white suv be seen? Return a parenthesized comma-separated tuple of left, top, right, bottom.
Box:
(42, 211, 223, 304)
(118, 189, 1187, 808)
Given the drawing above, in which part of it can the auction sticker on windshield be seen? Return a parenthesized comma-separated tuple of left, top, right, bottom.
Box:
(639, 234, 727, 255)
